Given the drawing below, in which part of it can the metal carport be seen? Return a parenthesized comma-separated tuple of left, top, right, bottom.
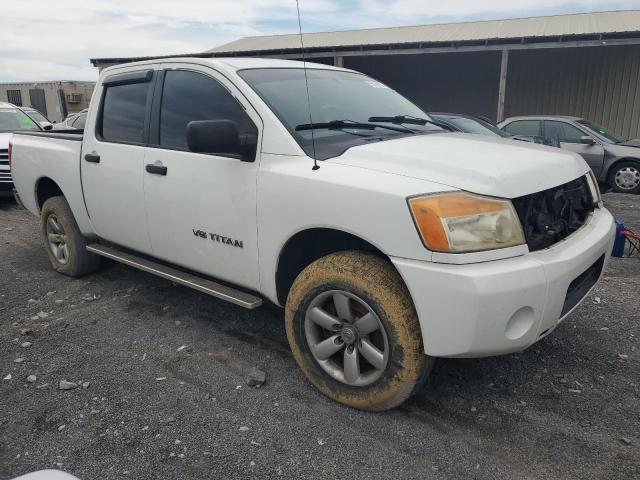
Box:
(91, 10, 640, 138)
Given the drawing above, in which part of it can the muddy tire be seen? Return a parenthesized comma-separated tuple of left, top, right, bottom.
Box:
(285, 251, 434, 411)
(608, 160, 640, 194)
(40, 196, 100, 277)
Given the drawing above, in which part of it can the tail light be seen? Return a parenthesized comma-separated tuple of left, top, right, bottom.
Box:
(8, 141, 12, 169)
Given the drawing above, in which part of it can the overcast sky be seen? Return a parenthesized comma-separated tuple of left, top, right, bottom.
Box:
(1, 0, 638, 82)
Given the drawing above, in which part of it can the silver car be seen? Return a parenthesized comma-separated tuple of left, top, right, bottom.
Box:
(499, 115, 640, 194)
(53, 109, 88, 130)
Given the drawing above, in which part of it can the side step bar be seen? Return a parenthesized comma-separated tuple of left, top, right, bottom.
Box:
(86, 244, 263, 309)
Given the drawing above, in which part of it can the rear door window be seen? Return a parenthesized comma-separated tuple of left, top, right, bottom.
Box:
(503, 120, 541, 136)
(100, 81, 150, 144)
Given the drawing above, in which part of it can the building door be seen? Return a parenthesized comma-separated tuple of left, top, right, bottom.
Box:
(57, 89, 68, 119)
(29, 89, 47, 117)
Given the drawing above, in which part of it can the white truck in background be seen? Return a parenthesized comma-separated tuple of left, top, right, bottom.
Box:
(10, 58, 615, 410)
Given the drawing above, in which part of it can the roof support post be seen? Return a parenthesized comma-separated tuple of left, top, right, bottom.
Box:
(496, 49, 509, 122)
(333, 55, 344, 67)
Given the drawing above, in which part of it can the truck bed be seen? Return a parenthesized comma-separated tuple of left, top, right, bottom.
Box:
(11, 129, 94, 236)
(15, 129, 84, 140)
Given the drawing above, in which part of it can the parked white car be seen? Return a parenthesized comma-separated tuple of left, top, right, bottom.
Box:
(0, 102, 42, 191)
(10, 58, 615, 410)
(20, 106, 54, 130)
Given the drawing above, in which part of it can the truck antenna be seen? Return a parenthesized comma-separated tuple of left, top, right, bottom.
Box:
(296, 0, 319, 171)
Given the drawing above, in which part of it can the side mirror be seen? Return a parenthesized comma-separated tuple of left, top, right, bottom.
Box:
(580, 135, 596, 145)
(42, 122, 53, 131)
(186, 120, 257, 162)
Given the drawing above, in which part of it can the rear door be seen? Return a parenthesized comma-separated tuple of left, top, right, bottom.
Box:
(142, 64, 262, 290)
(81, 67, 157, 253)
(543, 120, 605, 175)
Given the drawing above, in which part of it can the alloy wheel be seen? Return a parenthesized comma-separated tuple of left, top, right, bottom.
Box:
(614, 166, 640, 190)
(46, 214, 69, 265)
(304, 290, 389, 387)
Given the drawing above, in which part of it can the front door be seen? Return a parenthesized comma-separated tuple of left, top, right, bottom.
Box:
(142, 65, 262, 290)
(544, 120, 605, 175)
(81, 67, 156, 253)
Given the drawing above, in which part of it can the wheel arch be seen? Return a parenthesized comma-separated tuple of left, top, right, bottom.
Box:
(275, 227, 394, 306)
(35, 176, 65, 211)
(604, 157, 640, 179)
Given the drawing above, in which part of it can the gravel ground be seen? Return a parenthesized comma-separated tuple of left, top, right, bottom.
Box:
(1, 192, 638, 480)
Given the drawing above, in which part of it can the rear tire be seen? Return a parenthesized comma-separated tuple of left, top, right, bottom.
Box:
(40, 196, 100, 277)
(285, 251, 434, 411)
(608, 160, 640, 194)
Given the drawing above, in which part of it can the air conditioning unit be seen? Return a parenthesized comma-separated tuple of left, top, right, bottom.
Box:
(65, 93, 83, 103)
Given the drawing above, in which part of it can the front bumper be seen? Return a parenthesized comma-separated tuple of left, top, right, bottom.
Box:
(12, 187, 25, 208)
(392, 207, 616, 358)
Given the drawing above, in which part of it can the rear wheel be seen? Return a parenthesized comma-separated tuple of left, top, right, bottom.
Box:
(285, 251, 434, 411)
(40, 196, 100, 277)
(609, 160, 640, 194)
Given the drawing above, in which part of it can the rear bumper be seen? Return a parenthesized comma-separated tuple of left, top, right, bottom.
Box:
(391, 207, 616, 358)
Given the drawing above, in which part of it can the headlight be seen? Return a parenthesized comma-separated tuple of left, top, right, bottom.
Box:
(408, 192, 526, 253)
(585, 171, 602, 206)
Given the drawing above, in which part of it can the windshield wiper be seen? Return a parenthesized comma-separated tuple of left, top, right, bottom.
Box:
(368, 115, 455, 131)
(295, 119, 414, 134)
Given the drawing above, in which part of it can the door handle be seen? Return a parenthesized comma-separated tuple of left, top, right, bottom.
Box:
(145, 163, 167, 176)
(84, 152, 100, 163)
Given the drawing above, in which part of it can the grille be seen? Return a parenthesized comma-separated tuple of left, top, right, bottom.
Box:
(0, 149, 11, 183)
(512, 176, 595, 252)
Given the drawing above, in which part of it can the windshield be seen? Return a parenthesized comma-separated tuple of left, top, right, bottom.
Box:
(435, 115, 509, 137)
(0, 108, 40, 133)
(577, 119, 624, 143)
(25, 109, 48, 123)
(238, 68, 441, 159)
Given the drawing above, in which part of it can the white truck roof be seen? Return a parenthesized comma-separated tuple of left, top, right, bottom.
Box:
(101, 56, 351, 76)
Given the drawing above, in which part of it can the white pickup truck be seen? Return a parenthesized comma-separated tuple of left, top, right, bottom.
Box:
(10, 58, 615, 411)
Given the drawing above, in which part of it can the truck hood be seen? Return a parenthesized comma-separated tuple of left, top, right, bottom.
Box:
(329, 133, 590, 198)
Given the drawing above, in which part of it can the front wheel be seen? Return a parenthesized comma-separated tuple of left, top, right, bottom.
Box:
(608, 160, 640, 194)
(40, 196, 101, 277)
(285, 251, 434, 411)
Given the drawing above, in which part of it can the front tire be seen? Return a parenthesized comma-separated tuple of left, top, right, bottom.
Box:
(40, 196, 100, 277)
(285, 251, 434, 411)
(608, 160, 640, 194)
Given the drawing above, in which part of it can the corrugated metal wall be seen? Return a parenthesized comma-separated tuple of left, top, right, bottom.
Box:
(505, 45, 640, 139)
(346, 51, 501, 119)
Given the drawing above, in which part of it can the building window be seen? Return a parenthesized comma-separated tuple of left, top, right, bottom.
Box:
(7, 90, 22, 106)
